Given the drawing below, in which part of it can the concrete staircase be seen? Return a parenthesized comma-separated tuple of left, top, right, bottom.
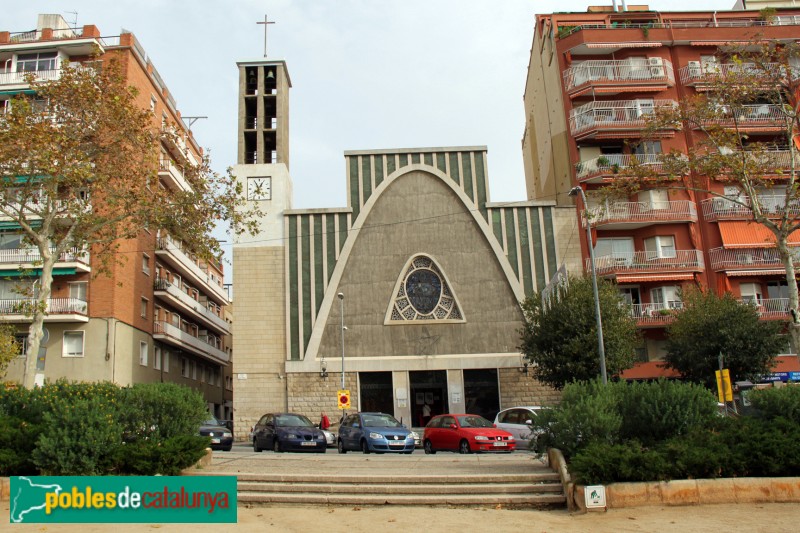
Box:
(235, 471, 566, 507)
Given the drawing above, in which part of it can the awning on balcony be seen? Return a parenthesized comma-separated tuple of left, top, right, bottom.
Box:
(585, 42, 662, 49)
(0, 267, 77, 277)
(718, 221, 800, 248)
(616, 273, 695, 283)
(726, 269, 786, 277)
(592, 86, 668, 93)
(620, 361, 681, 380)
(690, 41, 750, 46)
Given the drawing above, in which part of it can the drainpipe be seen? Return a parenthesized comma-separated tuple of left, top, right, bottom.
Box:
(621, 0, 627, 11)
(612, 0, 617, 12)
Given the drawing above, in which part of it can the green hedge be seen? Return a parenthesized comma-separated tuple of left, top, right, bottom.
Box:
(0, 380, 209, 476)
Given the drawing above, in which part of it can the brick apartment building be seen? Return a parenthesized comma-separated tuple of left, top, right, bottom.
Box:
(522, 5, 800, 381)
(0, 14, 233, 418)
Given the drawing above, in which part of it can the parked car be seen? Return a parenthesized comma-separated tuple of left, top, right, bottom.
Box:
(493, 406, 547, 448)
(321, 428, 336, 447)
(337, 412, 416, 454)
(423, 413, 515, 454)
(252, 413, 327, 453)
(200, 416, 233, 451)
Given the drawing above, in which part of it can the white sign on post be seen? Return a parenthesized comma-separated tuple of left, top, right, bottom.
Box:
(584, 485, 607, 509)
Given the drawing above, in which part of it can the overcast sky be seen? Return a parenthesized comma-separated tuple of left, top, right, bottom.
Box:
(5, 0, 734, 269)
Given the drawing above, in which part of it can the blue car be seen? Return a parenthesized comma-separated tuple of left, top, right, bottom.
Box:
(337, 412, 415, 454)
(252, 413, 327, 453)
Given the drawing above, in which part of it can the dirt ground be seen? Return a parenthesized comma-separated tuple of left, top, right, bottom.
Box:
(3, 501, 800, 532)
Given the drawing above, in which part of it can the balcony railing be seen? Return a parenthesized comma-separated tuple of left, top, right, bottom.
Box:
(679, 62, 784, 86)
(155, 236, 227, 302)
(576, 153, 664, 181)
(0, 247, 89, 267)
(564, 59, 675, 93)
(708, 247, 791, 271)
(158, 159, 191, 192)
(631, 302, 684, 325)
(153, 320, 228, 364)
(569, 99, 678, 138)
(591, 250, 704, 276)
(154, 278, 230, 334)
(701, 194, 800, 221)
(0, 297, 87, 316)
(738, 298, 790, 318)
(587, 200, 697, 227)
(557, 18, 797, 40)
(701, 104, 786, 129)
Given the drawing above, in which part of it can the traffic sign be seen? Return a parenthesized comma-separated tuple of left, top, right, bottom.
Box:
(715, 369, 733, 402)
(337, 389, 351, 410)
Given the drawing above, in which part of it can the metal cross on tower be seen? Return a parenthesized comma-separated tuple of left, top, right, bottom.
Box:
(257, 14, 276, 58)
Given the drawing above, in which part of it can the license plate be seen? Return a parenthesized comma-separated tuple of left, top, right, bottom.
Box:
(211, 438, 220, 444)
(301, 442, 316, 446)
(493, 441, 507, 447)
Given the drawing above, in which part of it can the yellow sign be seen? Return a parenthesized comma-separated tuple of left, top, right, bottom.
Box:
(337, 389, 351, 410)
(715, 369, 733, 402)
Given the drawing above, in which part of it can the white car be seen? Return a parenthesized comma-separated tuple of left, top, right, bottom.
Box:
(493, 406, 547, 449)
(322, 429, 337, 447)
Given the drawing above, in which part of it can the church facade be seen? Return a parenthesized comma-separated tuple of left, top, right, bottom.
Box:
(231, 60, 581, 437)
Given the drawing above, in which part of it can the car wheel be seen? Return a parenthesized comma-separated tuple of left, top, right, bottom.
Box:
(273, 439, 282, 453)
(459, 439, 471, 454)
(253, 438, 261, 453)
(360, 439, 370, 454)
(222, 445, 232, 452)
(423, 440, 436, 455)
(337, 439, 347, 454)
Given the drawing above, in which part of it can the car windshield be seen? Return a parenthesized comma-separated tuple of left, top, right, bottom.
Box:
(458, 415, 493, 428)
(204, 416, 221, 426)
(361, 414, 402, 428)
(275, 414, 314, 427)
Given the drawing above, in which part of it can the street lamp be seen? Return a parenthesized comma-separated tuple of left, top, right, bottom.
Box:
(569, 186, 608, 385)
(337, 292, 346, 390)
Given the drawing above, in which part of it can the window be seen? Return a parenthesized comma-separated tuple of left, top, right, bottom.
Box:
(142, 254, 151, 275)
(181, 357, 189, 378)
(594, 237, 634, 264)
(740, 282, 763, 304)
(68, 282, 87, 302)
(191, 360, 197, 380)
(14, 334, 28, 358)
(200, 365, 206, 383)
(63, 331, 85, 357)
(140, 297, 148, 319)
(16, 52, 57, 73)
(139, 341, 148, 366)
(150, 95, 157, 113)
(650, 286, 681, 310)
(154, 346, 161, 370)
(638, 189, 669, 210)
(0, 231, 24, 250)
(163, 351, 170, 373)
(644, 235, 676, 259)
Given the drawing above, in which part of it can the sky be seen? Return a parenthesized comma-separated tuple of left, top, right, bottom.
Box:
(4, 0, 735, 271)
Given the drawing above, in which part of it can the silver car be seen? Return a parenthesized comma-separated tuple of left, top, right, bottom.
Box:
(493, 406, 546, 449)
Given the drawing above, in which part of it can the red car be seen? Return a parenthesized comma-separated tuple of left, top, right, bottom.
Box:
(423, 413, 516, 454)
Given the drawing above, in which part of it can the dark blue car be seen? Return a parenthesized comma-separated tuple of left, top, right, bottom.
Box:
(337, 412, 415, 454)
(252, 413, 327, 453)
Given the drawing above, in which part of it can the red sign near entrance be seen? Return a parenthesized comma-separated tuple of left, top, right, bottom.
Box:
(337, 389, 351, 410)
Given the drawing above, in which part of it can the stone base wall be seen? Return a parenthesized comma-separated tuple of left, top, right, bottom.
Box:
(498, 368, 561, 408)
(232, 367, 287, 441)
(287, 372, 360, 424)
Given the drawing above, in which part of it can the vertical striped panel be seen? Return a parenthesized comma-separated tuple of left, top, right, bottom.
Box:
(543, 208, 558, 277)
(461, 152, 474, 204)
(301, 216, 312, 355)
(529, 208, 546, 292)
(399, 154, 409, 167)
(349, 157, 360, 221)
(517, 209, 533, 296)
(491, 209, 503, 244)
(313, 216, 324, 314)
(288, 217, 299, 360)
(361, 156, 372, 207)
(387, 154, 396, 176)
(474, 153, 488, 220)
(326, 215, 336, 280)
(504, 209, 519, 279)
(411, 153, 420, 164)
(374, 155, 384, 188)
(448, 153, 460, 186)
(338, 213, 348, 253)
(436, 153, 446, 173)
(424, 153, 433, 166)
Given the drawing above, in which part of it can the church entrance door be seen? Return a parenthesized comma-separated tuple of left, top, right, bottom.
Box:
(409, 370, 448, 428)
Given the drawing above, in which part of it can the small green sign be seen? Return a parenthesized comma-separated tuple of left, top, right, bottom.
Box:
(9, 476, 237, 523)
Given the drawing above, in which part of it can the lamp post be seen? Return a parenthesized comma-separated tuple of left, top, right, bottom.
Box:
(569, 186, 608, 384)
(337, 292, 346, 390)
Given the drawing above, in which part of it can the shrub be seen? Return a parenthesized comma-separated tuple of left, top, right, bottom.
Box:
(570, 441, 670, 484)
(112, 435, 209, 476)
(748, 386, 800, 423)
(117, 382, 208, 443)
(0, 416, 42, 475)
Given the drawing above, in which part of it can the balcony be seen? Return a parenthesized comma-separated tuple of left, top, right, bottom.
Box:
(154, 278, 230, 335)
(155, 236, 228, 303)
(591, 250, 704, 277)
(0, 297, 88, 322)
(708, 247, 790, 272)
(702, 194, 800, 221)
(153, 320, 228, 365)
(0, 247, 90, 274)
(699, 104, 785, 133)
(679, 62, 781, 89)
(587, 200, 697, 229)
(563, 59, 675, 98)
(575, 154, 668, 183)
(569, 99, 678, 141)
(158, 159, 191, 193)
(631, 302, 683, 327)
(738, 298, 791, 320)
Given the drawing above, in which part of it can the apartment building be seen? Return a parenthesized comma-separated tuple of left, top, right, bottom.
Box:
(0, 15, 233, 417)
(522, 5, 800, 381)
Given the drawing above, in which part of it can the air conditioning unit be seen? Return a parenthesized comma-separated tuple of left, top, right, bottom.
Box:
(687, 61, 702, 78)
(648, 57, 665, 77)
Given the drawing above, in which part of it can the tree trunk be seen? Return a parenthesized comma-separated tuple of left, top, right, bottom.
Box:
(777, 238, 800, 359)
(21, 250, 55, 389)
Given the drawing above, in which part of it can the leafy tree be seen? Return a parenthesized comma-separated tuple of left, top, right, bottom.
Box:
(0, 57, 261, 388)
(608, 40, 800, 353)
(0, 324, 17, 379)
(519, 275, 639, 389)
(665, 288, 783, 387)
